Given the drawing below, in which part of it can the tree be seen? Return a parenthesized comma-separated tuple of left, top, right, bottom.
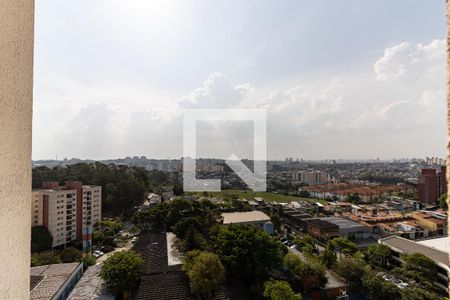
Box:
(59, 247, 82, 263)
(182, 250, 202, 272)
(438, 193, 447, 210)
(298, 190, 310, 198)
(366, 243, 391, 268)
(185, 252, 225, 298)
(271, 214, 281, 232)
(283, 254, 327, 291)
(294, 235, 315, 250)
(82, 255, 96, 268)
(31, 251, 61, 266)
(100, 250, 144, 299)
(346, 193, 360, 204)
(178, 228, 208, 252)
(327, 237, 357, 255)
(96, 219, 124, 234)
(334, 257, 366, 290)
(263, 280, 302, 300)
(283, 253, 303, 280)
(320, 247, 337, 268)
(362, 273, 401, 300)
(401, 286, 442, 300)
(401, 252, 437, 283)
(31, 226, 53, 253)
(172, 217, 202, 240)
(210, 224, 285, 283)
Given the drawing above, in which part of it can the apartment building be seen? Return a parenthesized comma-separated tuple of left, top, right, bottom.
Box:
(418, 166, 447, 204)
(32, 181, 102, 247)
(291, 170, 328, 186)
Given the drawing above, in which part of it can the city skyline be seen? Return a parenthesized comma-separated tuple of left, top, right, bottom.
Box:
(33, 1, 447, 160)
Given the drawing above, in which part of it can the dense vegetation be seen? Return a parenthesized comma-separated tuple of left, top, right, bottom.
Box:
(93, 219, 124, 248)
(31, 247, 83, 266)
(135, 198, 288, 298)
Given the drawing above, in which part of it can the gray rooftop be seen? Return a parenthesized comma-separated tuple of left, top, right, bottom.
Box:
(67, 264, 114, 300)
(380, 236, 450, 269)
(321, 217, 366, 229)
(325, 270, 347, 289)
(30, 263, 80, 300)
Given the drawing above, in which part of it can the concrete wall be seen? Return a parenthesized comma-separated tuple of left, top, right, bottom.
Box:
(0, 0, 34, 298)
(448, 0, 450, 295)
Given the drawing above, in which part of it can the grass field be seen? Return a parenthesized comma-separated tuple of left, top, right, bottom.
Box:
(189, 189, 328, 205)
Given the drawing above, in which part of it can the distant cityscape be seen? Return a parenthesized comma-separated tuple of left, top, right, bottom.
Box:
(28, 154, 450, 299)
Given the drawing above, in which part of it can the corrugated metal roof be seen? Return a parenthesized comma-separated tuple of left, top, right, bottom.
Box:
(30, 263, 80, 300)
(380, 236, 450, 268)
(67, 264, 114, 300)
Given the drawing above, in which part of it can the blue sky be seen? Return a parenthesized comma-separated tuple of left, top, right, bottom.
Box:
(33, 0, 447, 160)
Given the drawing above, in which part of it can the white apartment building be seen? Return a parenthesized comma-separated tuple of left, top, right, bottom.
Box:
(82, 185, 102, 228)
(32, 182, 101, 247)
(31, 191, 42, 226)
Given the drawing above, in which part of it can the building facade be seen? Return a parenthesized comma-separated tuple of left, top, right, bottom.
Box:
(418, 166, 447, 204)
(32, 182, 102, 247)
(291, 170, 328, 186)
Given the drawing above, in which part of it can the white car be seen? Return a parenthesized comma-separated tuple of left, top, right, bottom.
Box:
(93, 250, 104, 258)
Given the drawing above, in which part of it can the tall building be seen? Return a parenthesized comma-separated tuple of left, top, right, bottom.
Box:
(418, 166, 447, 204)
(32, 181, 102, 247)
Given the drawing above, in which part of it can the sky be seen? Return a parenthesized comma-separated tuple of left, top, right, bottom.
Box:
(33, 0, 447, 160)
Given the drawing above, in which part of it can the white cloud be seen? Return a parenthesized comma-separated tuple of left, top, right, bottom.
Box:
(33, 38, 447, 160)
(373, 39, 446, 83)
(178, 73, 252, 108)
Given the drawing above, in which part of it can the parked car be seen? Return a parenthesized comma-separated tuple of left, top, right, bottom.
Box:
(93, 250, 104, 258)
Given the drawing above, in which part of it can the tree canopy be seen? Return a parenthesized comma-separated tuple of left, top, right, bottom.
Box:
(263, 280, 302, 300)
(283, 253, 327, 291)
(31, 226, 53, 253)
(31, 251, 61, 266)
(366, 243, 391, 268)
(401, 252, 438, 283)
(327, 237, 357, 255)
(438, 193, 447, 210)
(210, 224, 285, 284)
(320, 247, 337, 268)
(100, 250, 144, 296)
(293, 235, 316, 255)
(334, 257, 366, 290)
(183, 252, 225, 298)
(362, 273, 401, 300)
